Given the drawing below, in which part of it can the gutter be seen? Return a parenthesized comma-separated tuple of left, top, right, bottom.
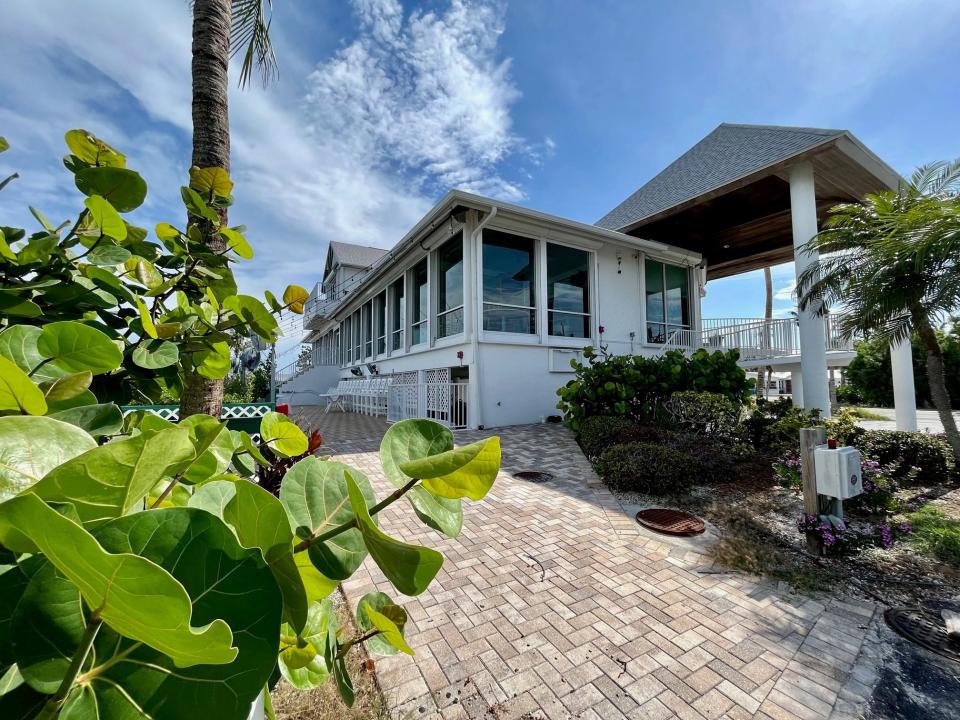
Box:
(468, 206, 497, 429)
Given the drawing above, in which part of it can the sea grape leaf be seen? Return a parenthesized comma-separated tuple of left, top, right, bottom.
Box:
(36, 321, 123, 375)
(282, 284, 309, 314)
(219, 227, 253, 259)
(0, 326, 66, 382)
(189, 479, 307, 631)
(279, 457, 376, 580)
(48, 403, 123, 438)
(0, 356, 47, 415)
(173, 415, 235, 484)
(0, 495, 238, 667)
(0, 416, 96, 502)
(356, 592, 412, 656)
(74, 166, 147, 212)
(83, 195, 126, 240)
(223, 294, 279, 341)
(260, 411, 308, 457)
(400, 436, 501, 501)
(380, 419, 463, 537)
(345, 470, 443, 596)
(37, 371, 91, 404)
(64, 129, 126, 168)
(30, 426, 194, 523)
(278, 599, 335, 690)
(132, 339, 179, 369)
(189, 166, 234, 197)
(11, 507, 281, 719)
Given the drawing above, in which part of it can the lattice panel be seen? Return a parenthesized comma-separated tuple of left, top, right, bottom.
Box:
(423, 367, 450, 384)
(392, 371, 419, 385)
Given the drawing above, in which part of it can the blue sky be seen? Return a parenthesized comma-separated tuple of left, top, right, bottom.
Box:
(2, 0, 959, 355)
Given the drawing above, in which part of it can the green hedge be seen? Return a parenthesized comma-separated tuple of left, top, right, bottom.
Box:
(850, 429, 954, 485)
(596, 442, 694, 495)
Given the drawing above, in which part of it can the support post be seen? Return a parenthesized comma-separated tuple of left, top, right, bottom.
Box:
(800, 427, 827, 555)
(789, 162, 831, 418)
(790, 370, 804, 408)
(890, 337, 918, 431)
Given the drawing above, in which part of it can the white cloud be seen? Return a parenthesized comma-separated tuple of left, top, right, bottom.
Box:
(304, 0, 527, 200)
(774, 280, 796, 302)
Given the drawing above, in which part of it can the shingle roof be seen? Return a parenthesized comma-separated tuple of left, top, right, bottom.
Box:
(595, 123, 847, 231)
(328, 241, 389, 269)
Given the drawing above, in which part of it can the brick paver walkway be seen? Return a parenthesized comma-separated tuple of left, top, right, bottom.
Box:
(293, 408, 878, 720)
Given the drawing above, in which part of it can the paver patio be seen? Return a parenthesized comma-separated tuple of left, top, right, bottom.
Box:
(292, 407, 880, 720)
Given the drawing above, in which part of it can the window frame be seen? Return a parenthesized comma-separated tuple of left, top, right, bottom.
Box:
(435, 232, 465, 340)
(480, 228, 538, 337)
(388, 275, 405, 354)
(374, 290, 387, 356)
(545, 241, 592, 340)
(643, 257, 691, 346)
(410, 257, 429, 347)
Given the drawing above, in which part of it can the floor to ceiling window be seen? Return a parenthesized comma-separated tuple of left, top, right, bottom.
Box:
(645, 259, 690, 344)
(375, 291, 386, 355)
(362, 301, 372, 359)
(411, 259, 429, 345)
(482, 230, 535, 334)
(390, 276, 405, 351)
(547, 243, 590, 338)
(436, 233, 464, 338)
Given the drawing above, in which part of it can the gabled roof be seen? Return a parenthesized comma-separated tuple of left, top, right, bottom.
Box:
(326, 241, 389, 270)
(596, 123, 847, 231)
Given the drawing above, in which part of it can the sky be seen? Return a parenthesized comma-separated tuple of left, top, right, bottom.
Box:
(2, 0, 959, 360)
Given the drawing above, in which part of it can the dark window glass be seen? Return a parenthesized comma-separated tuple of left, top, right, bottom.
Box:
(411, 259, 429, 345)
(437, 233, 464, 338)
(482, 230, 535, 334)
(645, 259, 689, 344)
(547, 244, 590, 337)
(362, 302, 372, 358)
(390, 277, 405, 351)
(375, 291, 386, 355)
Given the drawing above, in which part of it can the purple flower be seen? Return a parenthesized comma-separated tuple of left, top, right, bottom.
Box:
(899, 522, 913, 534)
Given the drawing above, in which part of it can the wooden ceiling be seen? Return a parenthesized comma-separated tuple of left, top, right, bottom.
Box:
(625, 141, 897, 279)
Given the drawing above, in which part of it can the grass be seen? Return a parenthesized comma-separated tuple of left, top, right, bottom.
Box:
(270, 590, 389, 720)
(908, 505, 960, 565)
(843, 406, 890, 420)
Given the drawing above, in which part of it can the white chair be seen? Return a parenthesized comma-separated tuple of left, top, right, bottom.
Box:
(318, 380, 349, 414)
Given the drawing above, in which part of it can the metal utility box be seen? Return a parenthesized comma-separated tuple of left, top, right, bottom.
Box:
(814, 446, 863, 499)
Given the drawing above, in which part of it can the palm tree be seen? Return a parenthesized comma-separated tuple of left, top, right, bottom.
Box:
(796, 160, 960, 460)
(756, 266, 773, 402)
(181, 0, 278, 416)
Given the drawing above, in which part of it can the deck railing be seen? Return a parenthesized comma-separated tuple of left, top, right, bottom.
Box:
(388, 383, 469, 430)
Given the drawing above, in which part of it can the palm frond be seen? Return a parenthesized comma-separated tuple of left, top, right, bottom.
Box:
(231, 0, 278, 89)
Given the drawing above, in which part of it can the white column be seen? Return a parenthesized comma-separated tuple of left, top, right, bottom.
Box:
(791, 371, 804, 408)
(789, 162, 831, 418)
(890, 337, 918, 431)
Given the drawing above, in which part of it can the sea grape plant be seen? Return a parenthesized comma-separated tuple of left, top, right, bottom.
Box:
(0, 133, 503, 718)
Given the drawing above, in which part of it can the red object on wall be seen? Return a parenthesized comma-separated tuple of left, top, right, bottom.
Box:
(276, 403, 289, 416)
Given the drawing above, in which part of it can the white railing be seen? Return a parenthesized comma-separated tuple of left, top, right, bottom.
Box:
(388, 383, 469, 429)
(276, 358, 309, 385)
(700, 314, 853, 361)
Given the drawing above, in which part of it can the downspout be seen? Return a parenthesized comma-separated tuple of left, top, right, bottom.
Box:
(469, 206, 497, 429)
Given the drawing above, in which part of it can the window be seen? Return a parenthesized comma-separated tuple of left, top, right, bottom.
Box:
(390, 276, 405, 351)
(436, 233, 464, 338)
(374, 291, 386, 355)
(411, 259, 429, 345)
(547, 244, 590, 338)
(645, 259, 690, 344)
(362, 302, 372, 358)
(352, 309, 361, 361)
(482, 230, 535, 333)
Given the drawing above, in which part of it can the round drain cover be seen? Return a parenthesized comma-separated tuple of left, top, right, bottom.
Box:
(885, 608, 960, 662)
(514, 471, 553, 483)
(635, 509, 705, 536)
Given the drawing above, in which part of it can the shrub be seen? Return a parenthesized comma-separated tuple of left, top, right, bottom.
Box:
(577, 416, 638, 458)
(851, 430, 954, 485)
(908, 505, 960, 565)
(743, 398, 821, 452)
(556, 345, 752, 430)
(595, 442, 694, 495)
(667, 431, 739, 481)
(616, 424, 676, 446)
(665, 391, 742, 440)
(824, 407, 859, 446)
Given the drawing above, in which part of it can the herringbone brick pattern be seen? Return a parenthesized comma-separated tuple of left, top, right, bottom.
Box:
(295, 409, 877, 720)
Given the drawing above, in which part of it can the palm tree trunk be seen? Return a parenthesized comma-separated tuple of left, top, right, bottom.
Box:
(756, 267, 773, 402)
(181, 0, 231, 418)
(913, 313, 960, 461)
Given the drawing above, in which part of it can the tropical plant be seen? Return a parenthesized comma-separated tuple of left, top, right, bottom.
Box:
(595, 442, 693, 495)
(664, 390, 742, 440)
(851, 429, 954, 486)
(556, 345, 752, 430)
(185, 0, 279, 417)
(0, 133, 502, 718)
(796, 159, 960, 460)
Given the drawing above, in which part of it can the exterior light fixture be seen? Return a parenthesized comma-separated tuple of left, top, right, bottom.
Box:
(457, 350, 464, 367)
(366, 363, 378, 375)
(350, 367, 363, 377)
(598, 325, 605, 335)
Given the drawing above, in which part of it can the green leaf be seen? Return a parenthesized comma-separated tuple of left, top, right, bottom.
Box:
(345, 470, 443, 596)
(0, 416, 97, 501)
(0, 356, 47, 415)
(238, 430, 270, 466)
(132, 339, 179, 370)
(293, 550, 338, 605)
(219, 227, 254, 259)
(174, 415, 235, 484)
(48, 402, 123, 438)
(30, 426, 194, 524)
(38, 371, 91, 404)
(260, 411, 308, 457)
(190, 480, 307, 631)
(83, 195, 126, 240)
(283, 284, 309, 314)
(0, 229, 17, 261)
(0, 292, 41, 318)
(0, 137, 8, 153)
(279, 457, 376, 580)
(0, 495, 238, 667)
(189, 166, 234, 197)
(155, 222, 186, 254)
(12, 507, 281, 718)
(278, 601, 334, 690)
(84, 241, 131, 266)
(124, 255, 163, 289)
(223, 294, 280, 341)
(74, 166, 147, 212)
(380, 419, 463, 538)
(45, 388, 97, 413)
(264, 290, 283, 313)
(37, 321, 123, 375)
(194, 340, 231, 380)
(399, 436, 500, 501)
(135, 297, 158, 339)
(64, 129, 126, 168)
(0, 329, 49, 381)
(357, 592, 411, 656)
(180, 186, 220, 223)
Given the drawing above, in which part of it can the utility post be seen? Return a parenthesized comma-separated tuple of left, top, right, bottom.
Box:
(268, 343, 276, 403)
(800, 427, 827, 555)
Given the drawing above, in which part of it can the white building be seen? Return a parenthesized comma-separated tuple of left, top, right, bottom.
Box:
(279, 124, 919, 431)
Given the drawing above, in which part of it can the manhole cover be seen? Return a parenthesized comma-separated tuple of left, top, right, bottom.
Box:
(514, 470, 553, 483)
(885, 608, 960, 662)
(635, 509, 705, 536)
